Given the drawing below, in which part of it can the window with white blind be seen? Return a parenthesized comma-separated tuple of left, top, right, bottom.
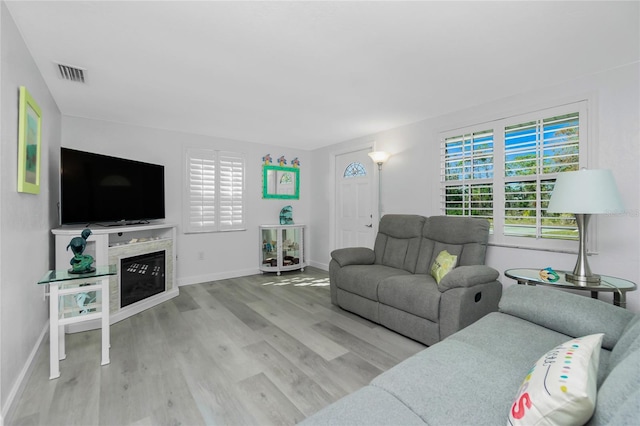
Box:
(185, 148, 245, 233)
(440, 101, 588, 250)
(442, 129, 495, 228)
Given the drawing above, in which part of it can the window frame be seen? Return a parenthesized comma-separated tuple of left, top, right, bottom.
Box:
(440, 101, 589, 252)
(184, 148, 246, 234)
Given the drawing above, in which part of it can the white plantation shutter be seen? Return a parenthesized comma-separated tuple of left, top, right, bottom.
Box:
(504, 111, 582, 240)
(440, 101, 588, 250)
(441, 129, 494, 227)
(185, 149, 245, 233)
(218, 152, 245, 230)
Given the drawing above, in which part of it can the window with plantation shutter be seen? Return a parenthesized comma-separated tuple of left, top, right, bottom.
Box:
(504, 111, 581, 240)
(440, 101, 588, 250)
(442, 130, 494, 228)
(185, 148, 245, 233)
(218, 153, 245, 231)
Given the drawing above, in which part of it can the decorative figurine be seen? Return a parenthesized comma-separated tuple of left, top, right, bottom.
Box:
(262, 153, 272, 165)
(67, 228, 95, 273)
(280, 205, 294, 225)
(277, 155, 287, 166)
(291, 157, 300, 168)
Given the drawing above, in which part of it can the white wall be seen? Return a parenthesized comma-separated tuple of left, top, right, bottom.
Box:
(311, 63, 640, 313)
(61, 116, 311, 286)
(0, 1, 62, 417)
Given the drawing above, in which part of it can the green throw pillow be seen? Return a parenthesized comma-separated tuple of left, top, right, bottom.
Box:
(430, 250, 458, 284)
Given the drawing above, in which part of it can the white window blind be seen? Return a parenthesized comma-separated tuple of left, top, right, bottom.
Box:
(441, 129, 494, 227)
(504, 112, 581, 240)
(440, 101, 588, 250)
(185, 148, 245, 233)
(218, 152, 245, 231)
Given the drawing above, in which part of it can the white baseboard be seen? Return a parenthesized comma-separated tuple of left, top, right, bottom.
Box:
(177, 268, 261, 286)
(308, 260, 329, 271)
(2, 322, 48, 423)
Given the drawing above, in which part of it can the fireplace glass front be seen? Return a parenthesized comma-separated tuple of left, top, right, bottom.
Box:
(120, 250, 165, 308)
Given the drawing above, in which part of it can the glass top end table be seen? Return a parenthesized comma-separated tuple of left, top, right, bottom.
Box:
(504, 268, 637, 309)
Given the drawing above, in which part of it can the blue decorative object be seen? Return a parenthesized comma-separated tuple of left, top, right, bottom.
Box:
(67, 228, 95, 273)
(539, 267, 560, 282)
(280, 205, 294, 225)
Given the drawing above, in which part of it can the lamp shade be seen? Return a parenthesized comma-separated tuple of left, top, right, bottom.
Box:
(547, 169, 624, 214)
(368, 151, 391, 164)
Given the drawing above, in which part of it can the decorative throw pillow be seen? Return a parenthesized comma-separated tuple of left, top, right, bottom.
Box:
(508, 333, 604, 426)
(430, 250, 457, 284)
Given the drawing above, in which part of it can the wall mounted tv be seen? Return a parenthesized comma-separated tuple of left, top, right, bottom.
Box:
(60, 148, 165, 226)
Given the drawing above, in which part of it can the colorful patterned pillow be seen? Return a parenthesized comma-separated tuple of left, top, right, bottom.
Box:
(430, 250, 457, 284)
(508, 333, 604, 426)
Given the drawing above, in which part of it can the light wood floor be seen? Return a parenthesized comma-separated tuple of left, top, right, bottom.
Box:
(8, 267, 424, 426)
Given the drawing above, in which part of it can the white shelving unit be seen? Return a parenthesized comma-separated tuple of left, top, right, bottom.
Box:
(259, 224, 306, 275)
(52, 222, 178, 332)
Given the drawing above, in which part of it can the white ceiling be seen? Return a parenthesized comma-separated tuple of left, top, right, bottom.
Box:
(6, 1, 639, 150)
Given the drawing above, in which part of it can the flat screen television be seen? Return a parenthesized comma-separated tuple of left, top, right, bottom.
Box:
(60, 148, 165, 225)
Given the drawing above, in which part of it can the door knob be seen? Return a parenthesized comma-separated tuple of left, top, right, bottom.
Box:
(365, 224, 373, 228)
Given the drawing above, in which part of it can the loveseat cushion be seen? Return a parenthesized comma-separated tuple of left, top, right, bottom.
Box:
(374, 214, 425, 273)
(378, 275, 441, 322)
(336, 264, 411, 301)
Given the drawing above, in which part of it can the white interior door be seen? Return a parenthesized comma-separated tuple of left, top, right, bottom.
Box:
(335, 149, 375, 249)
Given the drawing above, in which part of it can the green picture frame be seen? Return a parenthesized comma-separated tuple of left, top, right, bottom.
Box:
(18, 86, 42, 194)
(263, 165, 300, 199)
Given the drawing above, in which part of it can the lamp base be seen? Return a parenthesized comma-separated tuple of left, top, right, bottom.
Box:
(565, 272, 601, 286)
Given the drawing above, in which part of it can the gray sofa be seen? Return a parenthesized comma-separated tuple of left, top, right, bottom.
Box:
(330, 214, 502, 345)
(302, 285, 640, 425)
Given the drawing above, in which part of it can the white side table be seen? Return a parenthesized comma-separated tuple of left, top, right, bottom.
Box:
(38, 265, 116, 379)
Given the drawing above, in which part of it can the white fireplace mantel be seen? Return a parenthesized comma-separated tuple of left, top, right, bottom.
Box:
(52, 222, 178, 332)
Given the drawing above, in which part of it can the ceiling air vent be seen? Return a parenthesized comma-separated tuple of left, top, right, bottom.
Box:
(56, 63, 86, 83)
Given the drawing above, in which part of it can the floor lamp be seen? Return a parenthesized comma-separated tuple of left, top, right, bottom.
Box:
(546, 169, 624, 285)
(368, 151, 391, 222)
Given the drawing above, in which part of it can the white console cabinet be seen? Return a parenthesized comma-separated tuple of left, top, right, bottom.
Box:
(52, 222, 178, 332)
(259, 224, 306, 275)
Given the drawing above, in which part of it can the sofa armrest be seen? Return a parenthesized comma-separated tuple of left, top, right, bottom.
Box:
(499, 284, 635, 350)
(330, 247, 375, 267)
(438, 265, 500, 292)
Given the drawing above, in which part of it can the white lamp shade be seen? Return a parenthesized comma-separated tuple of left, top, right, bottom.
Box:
(368, 151, 391, 164)
(547, 169, 624, 214)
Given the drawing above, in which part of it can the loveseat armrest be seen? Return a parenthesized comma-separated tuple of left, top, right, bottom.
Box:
(438, 265, 499, 292)
(330, 247, 375, 267)
(499, 284, 635, 350)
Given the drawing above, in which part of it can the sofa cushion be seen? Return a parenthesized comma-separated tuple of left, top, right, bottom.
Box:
(300, 385, 426, 426)
(508, 333, 603, 426)
(588, 345, 640, 425)
(499, 285, 635, 350)
(370, 312, 580, 425)
(607, 314, 640, 372)
(336, 264, 411, 301)
(378, 274, 441, 322)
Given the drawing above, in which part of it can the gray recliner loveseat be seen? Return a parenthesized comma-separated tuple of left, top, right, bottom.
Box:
(329, 214, 502, 345)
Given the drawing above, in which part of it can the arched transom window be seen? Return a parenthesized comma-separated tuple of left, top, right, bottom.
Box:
(343, 162, 367, 178)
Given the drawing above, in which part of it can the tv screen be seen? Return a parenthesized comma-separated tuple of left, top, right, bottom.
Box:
(60, 148, 165, 225)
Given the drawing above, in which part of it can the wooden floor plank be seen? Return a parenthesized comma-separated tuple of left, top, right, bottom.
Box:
(8, 267, 424, 426)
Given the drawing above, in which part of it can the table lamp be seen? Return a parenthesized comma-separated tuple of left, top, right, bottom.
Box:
(546, 169, 624, 285)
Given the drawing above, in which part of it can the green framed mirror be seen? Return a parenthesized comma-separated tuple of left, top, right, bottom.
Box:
(263, 165, 299, 199)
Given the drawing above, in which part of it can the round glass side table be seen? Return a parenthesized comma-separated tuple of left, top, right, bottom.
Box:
(504, 268, 637, 309)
